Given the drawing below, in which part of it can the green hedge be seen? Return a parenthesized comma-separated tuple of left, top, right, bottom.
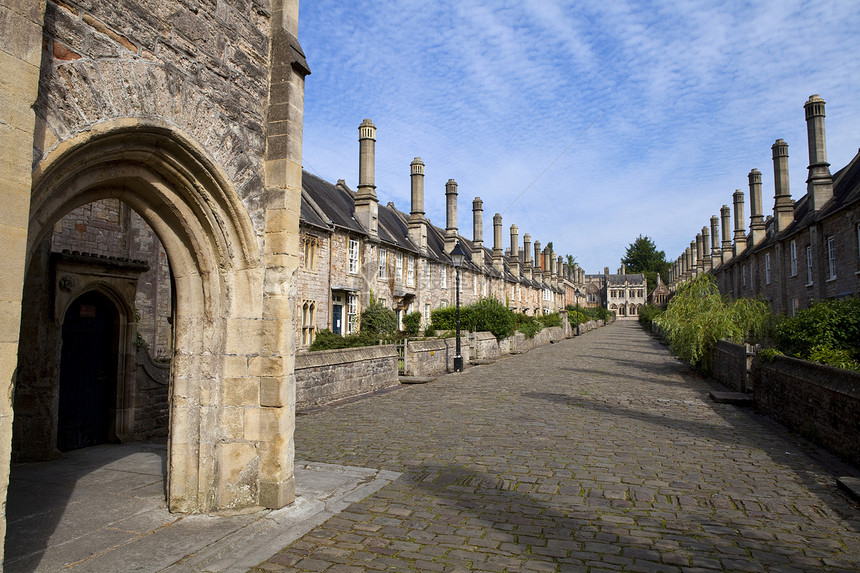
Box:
(774, 297, 860, 370)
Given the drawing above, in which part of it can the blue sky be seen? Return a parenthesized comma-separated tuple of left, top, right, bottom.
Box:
(297, 0, 860, 274)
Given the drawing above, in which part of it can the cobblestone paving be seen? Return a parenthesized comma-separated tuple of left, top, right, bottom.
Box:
(254, 321, 860, 572)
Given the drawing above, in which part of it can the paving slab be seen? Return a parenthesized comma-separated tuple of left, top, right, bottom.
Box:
(5, 446, 398, 572)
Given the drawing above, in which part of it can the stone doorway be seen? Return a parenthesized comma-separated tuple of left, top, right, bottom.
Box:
(57, 290, 120, 452)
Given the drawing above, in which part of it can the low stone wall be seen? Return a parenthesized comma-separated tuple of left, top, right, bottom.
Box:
(753, 355, 860, 466)
(472, 332, 501, 361)
(295, 345, 399, 411)
(711, 340, 751, 392)
(405, 338, 449, 377)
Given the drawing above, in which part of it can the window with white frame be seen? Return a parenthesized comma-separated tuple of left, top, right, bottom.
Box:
(827, 236, 837, 279)
(395, 252, 403, 283)
(806, 245, 814, 285)
(440, 300, 447, 308)
(425, 261, 432, 287)
(424, 303, 430, 326)
(473, 275, 478, 295)
(301, 301, 315, 345)
(791, 297, 800, 316)
(764, 253, 771, 285)
(348, 238, 359, 274)
(378, 247, 387, 279)
(441, 266, 447, 289)
(789, 240, 797, 276)
(407, 256, 415, 286)
(346, 293, 358, 334)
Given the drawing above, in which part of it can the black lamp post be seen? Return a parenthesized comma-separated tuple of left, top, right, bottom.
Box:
(574, 287, 583, 335)
(450, 241, 467, 372)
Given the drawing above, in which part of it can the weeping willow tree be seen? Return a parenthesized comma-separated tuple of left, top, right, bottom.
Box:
(660, 274, 771, 370)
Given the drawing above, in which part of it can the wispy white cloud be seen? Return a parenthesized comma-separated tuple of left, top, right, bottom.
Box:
(299, 0, 860, 271)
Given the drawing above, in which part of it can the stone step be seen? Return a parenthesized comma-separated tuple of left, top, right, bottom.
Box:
(709, 391, 754, 406)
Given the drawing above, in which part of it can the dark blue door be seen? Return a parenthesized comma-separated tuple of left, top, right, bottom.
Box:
(332, 304, 342, 335)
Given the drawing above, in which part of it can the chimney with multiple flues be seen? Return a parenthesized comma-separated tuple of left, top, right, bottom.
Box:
(355, 119, 379, 238)
(805, 95, 833, 211)
(771, 139, 794, 233)
(408, 157, 427, 254)
(748, 169, 766, 246)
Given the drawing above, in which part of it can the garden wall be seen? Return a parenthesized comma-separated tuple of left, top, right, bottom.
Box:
(753, 355, 860, 466)
(472, 332, 501, 361)
(295, 345, 399, 411)
(711, 340, 752, 392)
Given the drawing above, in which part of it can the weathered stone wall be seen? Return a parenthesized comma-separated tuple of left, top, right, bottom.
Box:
(405, 338, 450, 377)
(472, 331, 500, 361)
(35, 0, 272, 235)
(753, 355, 860, 466)
(295, 345, 399, 411)
(132, 345, 170, 439)
(711, 340, 750, 392)
(0, 1, 48, 562)
(51, 199, 173, 358)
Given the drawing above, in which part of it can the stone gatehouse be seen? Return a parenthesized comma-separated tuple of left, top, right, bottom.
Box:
(1, 0, 307, 562)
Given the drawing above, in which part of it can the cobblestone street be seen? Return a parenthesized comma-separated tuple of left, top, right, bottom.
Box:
(255, 321, 860, 572)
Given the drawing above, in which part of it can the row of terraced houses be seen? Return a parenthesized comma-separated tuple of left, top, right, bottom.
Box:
(669, 95, 860, 310)
(294, 119, 597, 347)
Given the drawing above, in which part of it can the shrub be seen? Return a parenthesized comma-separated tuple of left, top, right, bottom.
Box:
(308, 329, 379, 351)
(402, 311, 422, 337)
(756, 347, 784, 362)
(541, 312, 562, 328)
(360, 300, 397, 336)
(564, 305, 588, 326)
(423, 327, 436, 338)
(660, 274, 771, 371)
(515, 313, 543, 338)
(638, 304, 664, 329)
(430, 306, 456, 331)
(775, 297, 860, 369)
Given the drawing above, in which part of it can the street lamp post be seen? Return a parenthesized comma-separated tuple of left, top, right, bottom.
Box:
(574, 287, 583, 335)
(450, 241, 467, 372)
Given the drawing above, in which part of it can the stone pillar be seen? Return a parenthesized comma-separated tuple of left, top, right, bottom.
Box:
(702, 226, 711, 271)
(804, 95, 833, 211)
(690, 240, 698, 277)
(0, 0, 47, 562)
(408, 158, 427, 254)
(685, 247, 692, 279)
(696, 233, 705, 273)
(444, 179, 458, 253)
(355, 119, 379, 238)
(733, 189, 747, 256)
(748, 169, 766, 246)
(772, 139, 794, 233)
(492, 213, 504, 272)
(534, 241, 543, 281)
(720, 204, 733, 263)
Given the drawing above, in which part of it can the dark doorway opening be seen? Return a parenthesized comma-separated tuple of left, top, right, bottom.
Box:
(57, 290, 120, 451)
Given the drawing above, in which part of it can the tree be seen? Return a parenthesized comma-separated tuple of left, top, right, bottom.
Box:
(621, 235, 669, 293)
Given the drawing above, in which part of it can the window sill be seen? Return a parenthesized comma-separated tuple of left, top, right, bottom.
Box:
(826, 277, 837, 283)
(806, 282, 814, 287)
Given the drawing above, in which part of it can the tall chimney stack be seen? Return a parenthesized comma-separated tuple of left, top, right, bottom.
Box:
(748, 169, 766, 246)
(471, 197, 484, 261)
(445, 179, 458, 253)
(523, 233, 533, 280)
(408, 157, 427, 253)
(720, 204, 733, 263)
(535, 241, 543, 281)
(509, 224, 520, 275)
(701, 226, 711, 271)
(710, 215, 720, 265)
(733, 189, 747, 256)
(355, 119, 379, 237)
(804, 94, 833, 211)
(492, 213, 504, 272)
(769, 138, 793, 234)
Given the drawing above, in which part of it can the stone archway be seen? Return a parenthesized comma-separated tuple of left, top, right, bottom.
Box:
(16, 121, 295, 513)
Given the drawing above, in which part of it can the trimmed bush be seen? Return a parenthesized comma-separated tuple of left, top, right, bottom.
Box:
(308, 329, 379, 351)
(431, 298, 516, 339)
(360, 300, 397, 336)
(774, 297, 860, 370)
(402, 311, 422, 337)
